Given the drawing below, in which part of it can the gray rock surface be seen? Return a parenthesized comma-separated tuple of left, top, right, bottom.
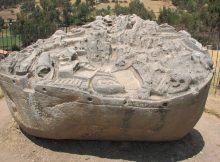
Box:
(0, 15, 213, 141)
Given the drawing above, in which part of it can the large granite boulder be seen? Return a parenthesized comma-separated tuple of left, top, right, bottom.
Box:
(0, 15, 213, 141)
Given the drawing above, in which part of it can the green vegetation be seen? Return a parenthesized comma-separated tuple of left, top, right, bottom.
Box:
(114, 4, 130, 15)
(71, 1, 95, 25)
(0, 0, 219, 50)
(0, 0, 22, 8)
(128, 0, 155, 20)
(0, 87, 3, 99)
(0, 17, 4, 31)
(95, 6, 112, 17)
(9, 0, 156, 47)
(114, 0, 155, 20)
(0, 29, 21, 50)
(0, 35, 20, 50)
(20, 0, 35, 12)
(159, 0, 220, 47)
(14, 0, 60, 46)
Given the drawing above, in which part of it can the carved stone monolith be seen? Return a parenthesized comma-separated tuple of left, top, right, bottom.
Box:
(0, 15, 213, 141)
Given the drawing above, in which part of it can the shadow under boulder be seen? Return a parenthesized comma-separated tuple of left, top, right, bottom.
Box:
(23, 129, 204, 162)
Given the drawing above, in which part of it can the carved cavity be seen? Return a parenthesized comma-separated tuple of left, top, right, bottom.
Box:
(42, 88, 47, 93)
(87, 97, 93, 102)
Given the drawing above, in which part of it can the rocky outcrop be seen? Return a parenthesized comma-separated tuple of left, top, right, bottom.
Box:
(0, 15, 213, 141)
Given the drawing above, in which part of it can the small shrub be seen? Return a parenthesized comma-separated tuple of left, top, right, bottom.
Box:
(96, 8, 111, 16)
(158, 7, 181, 25)
(0, 87, 4, 99)
(11, 44, 20, 51)
(114, 4, 130, 15)
(114, 0, 156, 20)
(128, 0, 156, 20)
(0, 17, 4, 30)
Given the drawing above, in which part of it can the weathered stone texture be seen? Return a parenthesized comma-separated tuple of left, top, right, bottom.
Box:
(0, 15, 213, 141)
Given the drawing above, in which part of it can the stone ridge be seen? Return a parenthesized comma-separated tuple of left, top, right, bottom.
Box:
(0, 14, 213, 100)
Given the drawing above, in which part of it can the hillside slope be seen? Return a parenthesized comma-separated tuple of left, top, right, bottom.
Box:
(0, 0, 175, 20)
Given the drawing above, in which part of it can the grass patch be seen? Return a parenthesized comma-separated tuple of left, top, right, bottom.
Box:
(0, 87, 4, 99)
(0, 29, 21, 50)
(0, 35, 21, 50)
(209, 50, 220, 95)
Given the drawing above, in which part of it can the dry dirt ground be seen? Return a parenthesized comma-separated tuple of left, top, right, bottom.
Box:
(71, 0, 175, 15)
(0, 7, 20, 20)
(0, 98, 220, 162)
(206, 95, 220, 118)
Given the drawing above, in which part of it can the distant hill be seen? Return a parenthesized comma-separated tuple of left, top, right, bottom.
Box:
(0, 0, 175, 20)
(94, 0, 175, 14)
(72, 0, 175, 16)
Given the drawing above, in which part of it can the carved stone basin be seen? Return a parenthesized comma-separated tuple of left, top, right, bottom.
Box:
(0, 15, 213, 141)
